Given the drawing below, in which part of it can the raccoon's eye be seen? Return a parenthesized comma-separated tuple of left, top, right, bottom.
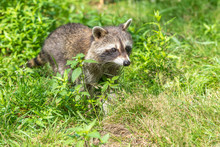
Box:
(125, 46, 132, 54)
(111, 48, 117, 52)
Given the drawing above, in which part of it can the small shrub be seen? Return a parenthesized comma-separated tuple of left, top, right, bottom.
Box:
(67, 119, 109, 146)
(127, 11, 179, 93)
(0, 1, 54, 61)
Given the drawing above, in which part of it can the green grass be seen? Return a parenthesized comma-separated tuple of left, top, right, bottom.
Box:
(0, 0, 219, 146)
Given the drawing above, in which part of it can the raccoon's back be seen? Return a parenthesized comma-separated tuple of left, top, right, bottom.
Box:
(43, 23, 93, 60)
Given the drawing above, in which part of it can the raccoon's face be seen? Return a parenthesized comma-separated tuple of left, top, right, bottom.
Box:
(89, 19, 133, 66)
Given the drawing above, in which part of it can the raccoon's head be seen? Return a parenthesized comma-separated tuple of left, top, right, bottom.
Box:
(88, 19, 133, 66)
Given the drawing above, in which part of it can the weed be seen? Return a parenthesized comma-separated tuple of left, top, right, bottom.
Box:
(67, 119, 109, 146)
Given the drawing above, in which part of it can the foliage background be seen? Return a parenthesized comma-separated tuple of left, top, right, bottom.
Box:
(0, 0, 219, 146)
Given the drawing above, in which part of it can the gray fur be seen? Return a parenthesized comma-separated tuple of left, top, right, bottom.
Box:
(28, 19, 133, 86)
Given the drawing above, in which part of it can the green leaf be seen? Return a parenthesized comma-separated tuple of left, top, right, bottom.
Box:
(73, 127, 84, 134)
(63, 69, 69, 81)
(110, 84, 119, 89)
(55, 98, 62, 104)
(165, 17, 176, 25)
(77, 111, 86, 122)
(85, 119, 96, 132)
(154, 10, 161, 22)
(71, 62, 78, 69)
(74, 53, 85, 59)
(83, 59, 98, 63)
(36, 120, 45, 128)
(112, 76, 119, 81)
(81, 92, 90, 96)
(8, 78, 12, 87)
(56, 72, 62, 78)
(64, 138, 77, 145)
(87, 131, 101, 139)
(67, 60, 78, 69)
(75, 95, 80, 101)
(203, 23, 210, 30)
(74, 84, 82, 91)
(60, 90, 67, 96)
(76, 140, 84, 147)
(102, 83, 109, 93)
(101, 134, 109, 143)
(43, 116, 54, 119)
(71, 67, 82, 83)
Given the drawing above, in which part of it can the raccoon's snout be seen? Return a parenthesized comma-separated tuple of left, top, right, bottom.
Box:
(123, 60, 130, 66)
(113, 56, 131, 66)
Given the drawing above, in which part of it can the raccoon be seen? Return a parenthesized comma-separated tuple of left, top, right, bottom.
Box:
(27, 19, 133, 87)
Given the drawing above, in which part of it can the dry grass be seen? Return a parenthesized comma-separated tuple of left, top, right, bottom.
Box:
(102, 90, 220, 146)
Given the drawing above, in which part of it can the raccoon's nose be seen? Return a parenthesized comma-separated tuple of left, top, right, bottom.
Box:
(123, 60, 130, 66)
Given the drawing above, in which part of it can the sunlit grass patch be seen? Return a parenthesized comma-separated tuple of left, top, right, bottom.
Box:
(104, 90, 220, 146)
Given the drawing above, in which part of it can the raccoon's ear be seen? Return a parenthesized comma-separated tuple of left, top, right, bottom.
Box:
(92, 26, 108, 39)
(121, 18, 132, 31)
